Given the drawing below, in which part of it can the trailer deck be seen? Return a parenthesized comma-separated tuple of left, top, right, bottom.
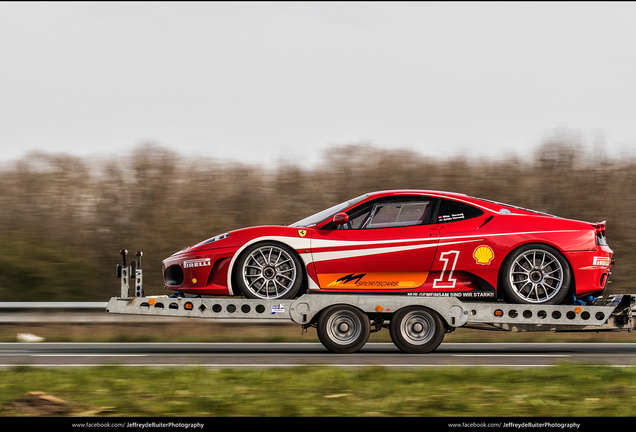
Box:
(107, 250, 635, 353)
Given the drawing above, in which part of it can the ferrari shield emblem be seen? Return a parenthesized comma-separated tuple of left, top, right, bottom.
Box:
(298, 230, 307, 237)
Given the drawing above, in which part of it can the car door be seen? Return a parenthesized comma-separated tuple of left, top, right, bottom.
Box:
(310, 197, 440, 291)
(427, 198, 498, 298)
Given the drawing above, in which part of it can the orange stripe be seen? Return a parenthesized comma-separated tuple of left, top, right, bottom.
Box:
(318, 272, 429, 289)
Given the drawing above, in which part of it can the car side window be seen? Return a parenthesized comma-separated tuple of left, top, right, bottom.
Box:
(339, 198, 434, 230)
(366, 202, 431, 228)
(437, 199, 484, 223)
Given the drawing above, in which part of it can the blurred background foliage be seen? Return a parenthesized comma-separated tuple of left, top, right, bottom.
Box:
(0, 139, 633, 301)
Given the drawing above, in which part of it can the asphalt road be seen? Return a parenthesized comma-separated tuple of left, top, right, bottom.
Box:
(1, 342, 636, 368)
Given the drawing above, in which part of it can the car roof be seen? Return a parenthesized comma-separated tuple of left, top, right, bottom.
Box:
(365, 189, 482, 204)
(363, 190, 541, 215)
(367, 190, 470, 200)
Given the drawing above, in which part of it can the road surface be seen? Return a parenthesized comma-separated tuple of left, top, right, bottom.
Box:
(1, 342, 636, 368)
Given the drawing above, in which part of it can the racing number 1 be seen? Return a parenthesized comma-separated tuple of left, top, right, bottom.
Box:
(433, 251, 459, 289)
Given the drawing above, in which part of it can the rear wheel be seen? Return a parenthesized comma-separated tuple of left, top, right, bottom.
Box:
(317, 305, 370, 353)
(234, 242, 303, 299)
(501, 244, 571, 305)
(389, 306, 446, 354)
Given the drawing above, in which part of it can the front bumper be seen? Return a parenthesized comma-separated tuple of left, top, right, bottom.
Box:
(162, 249, 234, 296)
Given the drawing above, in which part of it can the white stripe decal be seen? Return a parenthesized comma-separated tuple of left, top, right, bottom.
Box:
(309, 230, 576, 251)
(311, 239, 480, 262)
(226, 229, 578, 294)
(439, 230, 577, 242)
(311, 243, 436, 262)
(310, 237, 437, 249)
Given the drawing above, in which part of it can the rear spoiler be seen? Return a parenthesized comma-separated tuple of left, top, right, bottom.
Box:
(591, 220, 606, 234)
(591, 221, 611, 258)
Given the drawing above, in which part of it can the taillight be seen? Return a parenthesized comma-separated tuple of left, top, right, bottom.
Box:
(592, 221, 607, 246)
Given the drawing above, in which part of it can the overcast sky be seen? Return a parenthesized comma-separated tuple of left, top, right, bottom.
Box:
(1, 2, 635, 167)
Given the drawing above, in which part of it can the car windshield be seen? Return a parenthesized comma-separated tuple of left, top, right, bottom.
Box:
(290, 194, 369, 227)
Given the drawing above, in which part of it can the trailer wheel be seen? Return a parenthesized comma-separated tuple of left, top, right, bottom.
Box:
(389, 306, 446, 354)
(317, 305, 370, 353)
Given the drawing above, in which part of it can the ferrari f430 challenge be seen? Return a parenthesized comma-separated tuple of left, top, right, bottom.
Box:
(162, 190, 613, 305)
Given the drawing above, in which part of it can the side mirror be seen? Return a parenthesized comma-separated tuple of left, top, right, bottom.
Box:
(332, 212, 350, 226)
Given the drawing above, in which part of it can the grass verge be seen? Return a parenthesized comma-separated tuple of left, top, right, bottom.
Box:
(1, 363, 635, 417)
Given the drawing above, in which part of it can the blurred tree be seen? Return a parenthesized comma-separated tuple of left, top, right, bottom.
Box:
(0, 236, 98, 301)
(0, 140, 633, 300)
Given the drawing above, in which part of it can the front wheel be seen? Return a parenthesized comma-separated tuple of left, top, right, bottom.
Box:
(501, 244, 571, 305)
(389, 306, 446, 354)
(317, 305, 371, 353)
(234, 242, 303, 299)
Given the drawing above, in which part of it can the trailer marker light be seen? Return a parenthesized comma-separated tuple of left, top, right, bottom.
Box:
(494, 309, 503, 317)
(574, 307, 582, 314)
(185, 302, 193, 310)
(192, 278, 197, 284)
(376, 305, 383, 312)
(149, 298, 156, 306)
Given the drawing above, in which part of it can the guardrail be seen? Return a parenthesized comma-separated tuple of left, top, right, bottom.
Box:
(0, 302, 292, 324)
(0, 302, 106, 323)
(0, 302, 107, 309)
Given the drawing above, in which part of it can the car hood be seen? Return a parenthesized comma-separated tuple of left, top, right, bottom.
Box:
(169, 225, 312, 257)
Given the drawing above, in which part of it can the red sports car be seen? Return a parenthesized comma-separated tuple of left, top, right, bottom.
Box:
(162, 190, 613, 305)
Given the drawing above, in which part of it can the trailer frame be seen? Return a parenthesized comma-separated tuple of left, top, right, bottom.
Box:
(107, 251, 635, 353)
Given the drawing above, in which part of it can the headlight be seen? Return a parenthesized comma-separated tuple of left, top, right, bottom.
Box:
(194, 232, 231, 248)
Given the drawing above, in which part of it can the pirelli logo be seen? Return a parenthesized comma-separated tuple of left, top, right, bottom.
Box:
(593, 257, 611, 266)
(184, 258, 211, 268)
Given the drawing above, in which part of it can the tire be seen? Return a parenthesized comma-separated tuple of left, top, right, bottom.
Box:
(234, 242, 303, 299)
(501, 244, 571, 305)
(389, 306, 446, 354)
(317, 305, 371, 353)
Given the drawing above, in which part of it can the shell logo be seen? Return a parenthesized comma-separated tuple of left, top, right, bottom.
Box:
(473, 245, 494, 265)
